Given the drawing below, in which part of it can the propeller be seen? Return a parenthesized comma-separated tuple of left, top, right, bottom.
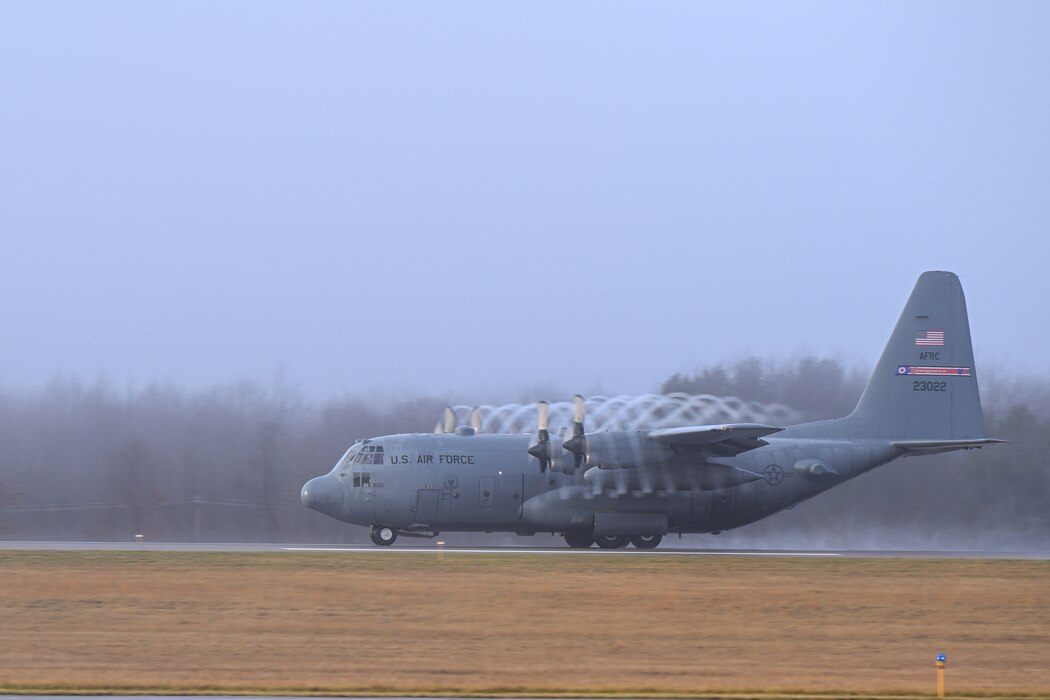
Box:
(561, 394, 587, 472)
(628, 429, 649, 495)
(470, 407, 482, 433)
(526, 401, 552, 472)
(443, 406, 456, 434)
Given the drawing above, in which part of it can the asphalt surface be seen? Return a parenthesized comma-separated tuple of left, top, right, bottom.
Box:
(1, 540, 1047, 558)
(0, 697, 593, 700)
(1, 697, 630, 700)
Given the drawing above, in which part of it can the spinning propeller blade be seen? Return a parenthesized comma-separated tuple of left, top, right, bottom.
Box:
(562, 394, 587, 471)
(526, 401, 552, 472)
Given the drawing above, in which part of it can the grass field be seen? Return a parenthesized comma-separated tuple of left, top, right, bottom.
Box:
(1, 550, 1048, 698)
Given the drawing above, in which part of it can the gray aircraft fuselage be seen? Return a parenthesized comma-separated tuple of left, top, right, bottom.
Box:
(304, 429, 896, 536)
(301, 271, 1000, 547)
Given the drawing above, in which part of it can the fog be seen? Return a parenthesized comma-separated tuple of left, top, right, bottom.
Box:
(1, 3, 1049, 400)
(1, 357, 1046, 551)
(1, 4, 1047, 549)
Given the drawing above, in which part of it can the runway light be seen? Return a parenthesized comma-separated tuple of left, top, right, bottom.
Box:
(935, 653, 947, 698)
(437, 540, 446, 562)
(134, 534, 144, 541)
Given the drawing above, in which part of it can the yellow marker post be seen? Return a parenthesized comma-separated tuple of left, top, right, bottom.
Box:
(936, 654, 946, 698)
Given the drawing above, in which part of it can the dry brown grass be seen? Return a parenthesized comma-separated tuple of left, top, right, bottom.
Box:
(0, 550, 1048, 697)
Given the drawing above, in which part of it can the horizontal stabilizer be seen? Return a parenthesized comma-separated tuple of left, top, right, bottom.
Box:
(648, 423, 783, 457)
(892, 438, 1006, 456)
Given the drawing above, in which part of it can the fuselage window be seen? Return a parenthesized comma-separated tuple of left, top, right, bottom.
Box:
(352, 472, 371, 487)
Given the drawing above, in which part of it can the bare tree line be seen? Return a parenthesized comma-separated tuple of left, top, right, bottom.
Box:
(0, 379, 443, 543)
(0, 358, 1046, 549)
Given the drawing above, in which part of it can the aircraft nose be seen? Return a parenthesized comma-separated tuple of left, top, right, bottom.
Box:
(301, 475, 343, 517)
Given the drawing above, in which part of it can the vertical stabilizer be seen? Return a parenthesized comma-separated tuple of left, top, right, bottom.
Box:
(849, 271, 987, 440)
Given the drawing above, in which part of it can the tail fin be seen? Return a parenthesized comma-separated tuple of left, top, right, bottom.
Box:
(848, 271, 989, 441)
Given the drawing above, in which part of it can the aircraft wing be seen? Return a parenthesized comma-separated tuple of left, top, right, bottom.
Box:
(648, 423, 783, 457)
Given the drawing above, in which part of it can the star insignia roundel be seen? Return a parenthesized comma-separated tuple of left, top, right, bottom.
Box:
(764, 464, 784, 486)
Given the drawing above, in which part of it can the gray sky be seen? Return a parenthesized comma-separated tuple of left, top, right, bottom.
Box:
(1, 2, 1047, 401)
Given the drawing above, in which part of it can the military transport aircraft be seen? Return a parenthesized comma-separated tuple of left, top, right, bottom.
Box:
(302, 271, 1002, 548)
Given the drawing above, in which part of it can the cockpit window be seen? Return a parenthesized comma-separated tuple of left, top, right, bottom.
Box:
(353, 444, 384, 465)
(331, 444, 362, 473)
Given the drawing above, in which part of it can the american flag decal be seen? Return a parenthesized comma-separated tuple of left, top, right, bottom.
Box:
(915, 330, 945, 346)
(897, 366, 971, 376)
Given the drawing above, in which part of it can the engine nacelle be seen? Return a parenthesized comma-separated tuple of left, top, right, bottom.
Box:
(580, 430, 674, 469)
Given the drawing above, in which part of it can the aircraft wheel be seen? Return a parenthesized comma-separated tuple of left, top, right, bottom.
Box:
(370, 525, 397, 546)
(630, 534, 662, 549)
(595, 535, 629, 549)
(563, 531, 594, 548)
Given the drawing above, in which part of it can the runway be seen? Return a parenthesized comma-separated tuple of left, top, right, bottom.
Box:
(0, 697, 750, 700)
(1, 540, 1047, 558)
(2, 697, 611, 700)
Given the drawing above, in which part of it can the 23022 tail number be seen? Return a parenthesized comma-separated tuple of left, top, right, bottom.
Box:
(913, 380, 947, 392)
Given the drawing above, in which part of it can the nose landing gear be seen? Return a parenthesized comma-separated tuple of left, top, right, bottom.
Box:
(370, 525, 397, 546)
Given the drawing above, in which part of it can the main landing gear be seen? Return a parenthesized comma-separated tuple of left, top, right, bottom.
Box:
(630, 534, 662, 549)
(562, 532, 664, 549)
(370, 525, 397, 546)
(563, 531, 594, 548)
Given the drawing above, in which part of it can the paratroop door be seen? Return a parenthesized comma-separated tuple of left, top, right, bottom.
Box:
(414, 488, 439, 522)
